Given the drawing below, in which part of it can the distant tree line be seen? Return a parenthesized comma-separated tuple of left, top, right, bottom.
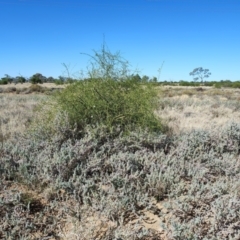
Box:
(0, 73, 158, 85)
(157, 80, 240, 88)
(1, 72, 240, 89)
(0, 73, 78, 85)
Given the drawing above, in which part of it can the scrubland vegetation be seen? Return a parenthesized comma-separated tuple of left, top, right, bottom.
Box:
(1, 48, 240, 239)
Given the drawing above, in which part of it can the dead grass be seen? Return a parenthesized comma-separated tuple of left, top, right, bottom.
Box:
(158, 85, 240, 99)
(0, 94, 46, 139)
(0, 82, 66, 89)
(155, 86, 240, 134)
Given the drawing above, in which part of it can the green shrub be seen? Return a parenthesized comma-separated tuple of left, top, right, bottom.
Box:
(30, 45, 167, 138)
(214, 83, 222, 89)
(54, 79, 65, 85)
(0, 79, 8, 85)
(29, 74, 43, 84)
(232, 82, 240, 88)
(31, 78, 165, 138)
(179, 81, 191, 86)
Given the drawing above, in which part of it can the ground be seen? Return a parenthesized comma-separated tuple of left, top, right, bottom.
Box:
(1, 84, 240, 239)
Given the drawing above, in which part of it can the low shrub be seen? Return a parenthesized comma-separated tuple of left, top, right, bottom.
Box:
(30, 78, 166, 139)
(29, 44, 168, 137)
(0, 79, 8, 85)
(3, 87, 16, 93)
(28, 84, 46, 93)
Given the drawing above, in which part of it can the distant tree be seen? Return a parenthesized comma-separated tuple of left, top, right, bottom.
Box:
(59, 76, 67, 83)
(54, 76, 66, 85)
(2, 74, 14, 84)
(15, 76, 26, 84)
(47, 76, 55, 83)
(142, 75, 150, 83)
(29, 73, 46, 84)
(59, 76, 66, 81)
(189, 67, 211, 84)
(152, 77, 157, 82)
(0, 77, 8, 84)
(150, 77, 158, 83)
(131, 74, 142, 83)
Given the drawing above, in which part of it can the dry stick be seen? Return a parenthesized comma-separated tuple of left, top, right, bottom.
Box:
(93, 87, 110, 104)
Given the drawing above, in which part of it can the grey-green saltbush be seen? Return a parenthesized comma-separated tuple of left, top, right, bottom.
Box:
(2, 120, 240, 238)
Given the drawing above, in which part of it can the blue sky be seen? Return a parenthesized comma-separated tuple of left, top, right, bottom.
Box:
(0, 0, 239, 81)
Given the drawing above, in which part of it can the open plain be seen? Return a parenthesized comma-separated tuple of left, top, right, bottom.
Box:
(1, 85, 240, 239)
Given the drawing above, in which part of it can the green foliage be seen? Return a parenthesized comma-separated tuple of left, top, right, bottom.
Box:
(29, 77, 42, 84)
(54, 79, 65, 85)
(65, 77, 77, 84)
(1, 74, 13, 84)
(33, 78, 164, 137)
(232, 81, 240, 88)
(29, 73, 45, 84)
(81, 43, 130, 80)
(130, 73, 142, 83)
(159, 80, 240, 88)
(189, 67, 211, 83)
(214, 83, 222, 88)
(179, 80, 201, 87)
(0, 78, 8, 85)
(30, 44, 165, 137)
(150, 76, 158, 82)
(0, 74, 10, 84)
(16, 76, 26, 84)
(54, 76, 77, 85)
(204, 81, 215, 87)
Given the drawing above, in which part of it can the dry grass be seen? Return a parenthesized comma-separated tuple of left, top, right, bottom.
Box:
(158, 85, 240, 99)
(0, 82, 66, 89)
(0, 94, 46, 140)
(156, 86, 240, 134)
(0, 82, 71, 141)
